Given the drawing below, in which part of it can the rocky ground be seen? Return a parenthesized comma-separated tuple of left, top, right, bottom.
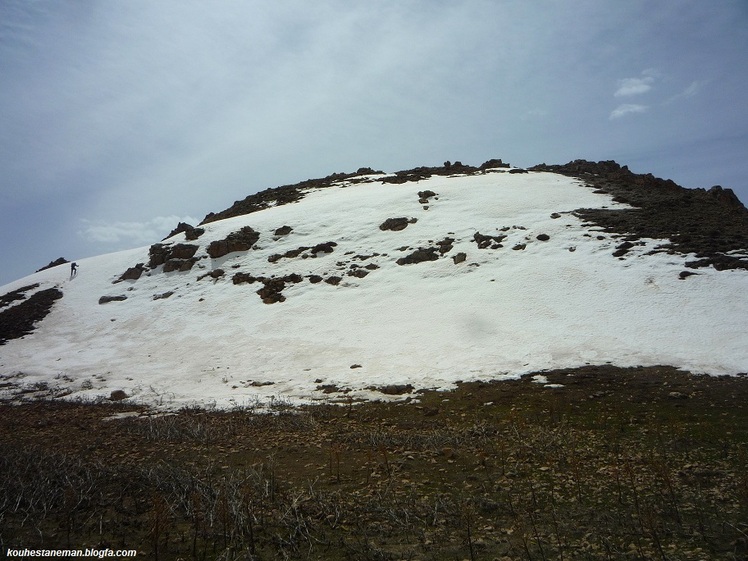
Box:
(1, 366, 747, 560)
(531, 160, 748, 271)
(0, 284, 62, 345)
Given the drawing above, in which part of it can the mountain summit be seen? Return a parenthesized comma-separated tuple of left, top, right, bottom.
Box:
(1, 160, 747, 408)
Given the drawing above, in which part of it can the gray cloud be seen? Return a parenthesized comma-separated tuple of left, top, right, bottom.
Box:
(1, 0, 748, 284)
(78, 216, 199, 245)
(610, 104, 649, 120)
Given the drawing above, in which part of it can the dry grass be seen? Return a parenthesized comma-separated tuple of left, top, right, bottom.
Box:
(1, 365, 747, 560)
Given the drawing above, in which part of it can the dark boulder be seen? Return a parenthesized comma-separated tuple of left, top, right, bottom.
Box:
(110, 390, 129, 401)
(436, 237, 455, 254)
(163, 258, 198, 272)
(169, 244, 199, 260)
(207, 227, 260, 258)
(396, 247, 439, 265)
(232, 272, 258, 285)
(310, 241, 337, 255)
(479, 158, 510, 169)
(256, 278, 287, 304)
(98, 295, 128, 304)
(152, 291, 174, 300)
(379, 217, 416, 231)
(163, 222, 204, 241)
(148, 243, 199, 269)
(473, 232, 506, 249)
(118, 263, 146, 281)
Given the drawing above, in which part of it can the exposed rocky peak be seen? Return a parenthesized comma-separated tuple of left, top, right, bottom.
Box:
(163, 222, 205, 241)
(199, 160, 512, 225)
(531, 159, 748, 270)
(200, 167, 383, 225)
(35, 257, 69, 273)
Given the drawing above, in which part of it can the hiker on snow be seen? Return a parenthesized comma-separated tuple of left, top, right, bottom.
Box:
(70, 262, 78, 279)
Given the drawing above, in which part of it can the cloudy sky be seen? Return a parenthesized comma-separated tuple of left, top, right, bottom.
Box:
(1, 0, 747, 285)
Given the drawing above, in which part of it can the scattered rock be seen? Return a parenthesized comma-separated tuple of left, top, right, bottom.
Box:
(533, 159, 748, 271)
(325, 276, 342, 286)
(109, 390, 128, 401)
(612, 241, 635, 258)
(536, 234, 550, 241)
(679, 271, 698, 280)
(480, 158, 510, 169)
(148, 243, 200, 269)
(347, 268, 369, 278)
(274, 225, 293, 236)
(117, 264, 146, 282)
(417, 190, 438, 203)
(257, 278, 287, 304)
(98, 295, 128, 304)
(153, 291, 174, 300)
(163, 258, 198, 273)
(436, 237, 455, 254)
(232, 272, 258, 285)
(369, 384, 414, 395)
(198, 269, 225, 281)
(310, 241, 338, 255)
(452, 252, 467, 264)
(396, 247, 439, 265)
(317, 384, 345, 394)
(380, 217, 417, 231)
(473, 232, 506, 249)
(512, 244, 527, 251)
(350, 364, 362, 369)
(207, 227, 260, 259)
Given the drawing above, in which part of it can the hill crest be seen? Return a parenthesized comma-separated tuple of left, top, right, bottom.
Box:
(1, 159, 747, 409)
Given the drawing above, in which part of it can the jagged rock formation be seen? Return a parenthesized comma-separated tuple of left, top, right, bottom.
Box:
(163, 222, 205, 241)
(199, 160, 510, 224)
(201, 168, 383, 224)
(206, 227, 260, 259)
(531, 160, 748, 270)
(36, 257, 69, 273)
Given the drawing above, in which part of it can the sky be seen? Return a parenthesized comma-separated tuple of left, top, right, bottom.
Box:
(1, 0, 747, 286)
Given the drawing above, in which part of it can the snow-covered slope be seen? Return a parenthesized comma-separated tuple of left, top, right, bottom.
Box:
(2, 168, 747, 408)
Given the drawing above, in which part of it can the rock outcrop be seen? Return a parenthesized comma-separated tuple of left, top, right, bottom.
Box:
(206, 227, 260, 259)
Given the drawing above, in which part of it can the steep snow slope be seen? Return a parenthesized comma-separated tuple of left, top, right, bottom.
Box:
(1, 169, 747, 408)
